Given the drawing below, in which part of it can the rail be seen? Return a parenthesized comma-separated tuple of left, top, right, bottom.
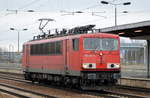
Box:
(0, 83, 57, 98)
(0, 72, 149, 98)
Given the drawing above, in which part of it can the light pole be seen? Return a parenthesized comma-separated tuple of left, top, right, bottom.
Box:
(101, 1, 131, 26)
(9, 44, 14, 63)
(10, 28, 27, 53)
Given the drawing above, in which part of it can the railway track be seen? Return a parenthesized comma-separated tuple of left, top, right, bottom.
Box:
(0, 72, 149, 98)
(81, 87, 148, 98)
(116, 84, 150, 93)
(98, 90, 147, 98)
(0, 83, 57, 98)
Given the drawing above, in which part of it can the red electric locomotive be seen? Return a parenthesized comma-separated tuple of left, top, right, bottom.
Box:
(22, 25, 120, 89)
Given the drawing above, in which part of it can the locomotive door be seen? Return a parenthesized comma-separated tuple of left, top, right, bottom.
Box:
(26, 45, 30, 66)
(23, 45, 30, 72)
(65, 39, 70, 75)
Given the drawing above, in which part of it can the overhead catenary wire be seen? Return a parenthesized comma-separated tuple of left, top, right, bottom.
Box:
(80, 4, 100, 11)
(1, 0, 149, 31)
(18, 0, 42, 10)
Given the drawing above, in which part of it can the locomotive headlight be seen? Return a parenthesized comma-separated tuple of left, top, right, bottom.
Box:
(83, 63, 88, 69)
(115, 64, 120, 68)
(107, 63, 120, 69)
(82, 63, 96, 69)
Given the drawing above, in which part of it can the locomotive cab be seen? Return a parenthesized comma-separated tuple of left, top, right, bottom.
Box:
(80, 34, 121, 86)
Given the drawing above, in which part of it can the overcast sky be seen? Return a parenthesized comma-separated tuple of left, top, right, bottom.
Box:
(0, 0, 149, 51)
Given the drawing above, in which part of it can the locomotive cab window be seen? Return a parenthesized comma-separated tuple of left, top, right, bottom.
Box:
(72, 39, 79, 51)
(83, 38, 118, 51)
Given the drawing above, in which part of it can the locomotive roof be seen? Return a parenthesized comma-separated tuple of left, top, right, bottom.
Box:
(24, 33, 119, 45)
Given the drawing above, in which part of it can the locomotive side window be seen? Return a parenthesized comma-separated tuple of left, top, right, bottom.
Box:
(30, 45, 33, 54)
(55, 41, 61, 54)
(72, 39, 79, 51)
(36, 44, 40, 54)
(30, 41, 62, 55)
(50, 42, 55, 54)
(40, 44, 44, 54)
(30, 44, 35, 55)
(45, 43, 49, 54)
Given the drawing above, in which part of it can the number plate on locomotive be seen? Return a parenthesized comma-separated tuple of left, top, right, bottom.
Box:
(87, 73, 96, 79)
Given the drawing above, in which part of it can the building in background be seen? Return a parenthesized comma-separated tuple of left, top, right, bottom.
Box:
(0, 52, 21, 63)
(120, 42, 145, 65)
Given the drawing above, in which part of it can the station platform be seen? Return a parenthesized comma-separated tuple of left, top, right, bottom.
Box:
(118, 77, 150, 89)
(0, 68, 23, 74)
(0, 63, 23, 74)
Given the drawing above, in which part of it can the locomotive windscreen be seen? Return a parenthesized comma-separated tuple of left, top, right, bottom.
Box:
(83, 38, 118, 51)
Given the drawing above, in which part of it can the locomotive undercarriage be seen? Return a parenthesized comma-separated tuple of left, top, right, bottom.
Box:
(80, 71, 120, 87)
(24, 71, 120, 89)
